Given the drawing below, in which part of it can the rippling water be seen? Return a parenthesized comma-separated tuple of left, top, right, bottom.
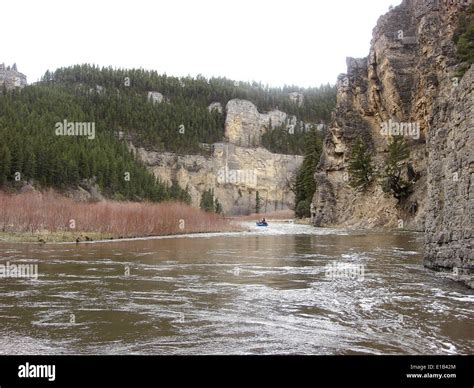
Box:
(0, 222, 472, 355)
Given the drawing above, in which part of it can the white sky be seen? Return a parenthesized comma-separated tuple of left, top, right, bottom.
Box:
(2, 0, 402, 87)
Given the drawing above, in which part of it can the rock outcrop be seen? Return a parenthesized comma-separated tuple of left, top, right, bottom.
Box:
(147, 91, 164, 104)
(424, 66, 473, 288)
(132, 98, 304, 215)
(136, 143, 302, 214)
(208, 102, 223, 113)
(224, 99, 297, 147)
(0, 63, 27, 90)
(311, 0, 472, 286)
(288, 92, 304, 107)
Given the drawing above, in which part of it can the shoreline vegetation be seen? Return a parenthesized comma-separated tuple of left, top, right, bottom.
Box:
(0, 191, 245, 243)
(0, 191, 299, 243)
(0, 191, 424, 244)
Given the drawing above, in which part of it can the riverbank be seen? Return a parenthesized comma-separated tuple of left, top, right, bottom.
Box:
(0, 191, 241, 243)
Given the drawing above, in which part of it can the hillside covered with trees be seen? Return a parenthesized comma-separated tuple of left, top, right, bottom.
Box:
(0, 64, 336, 203)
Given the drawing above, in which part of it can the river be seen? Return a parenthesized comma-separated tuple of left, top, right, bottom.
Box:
(0, 222, 472, 354)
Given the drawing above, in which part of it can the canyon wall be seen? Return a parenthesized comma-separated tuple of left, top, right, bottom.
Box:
(224, 99, 298, 147)
(136, 99, 304, 215)
(311, 0, 472, 286)
(424, 65, 473, 288)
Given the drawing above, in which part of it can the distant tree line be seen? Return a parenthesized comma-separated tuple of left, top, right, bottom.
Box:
(44, 65, 336, 155)
(0, 86, 190, 202)
(0, 64, 337, 205)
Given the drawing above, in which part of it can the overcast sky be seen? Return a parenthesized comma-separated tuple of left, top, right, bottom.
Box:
(2, 0, 401, 87)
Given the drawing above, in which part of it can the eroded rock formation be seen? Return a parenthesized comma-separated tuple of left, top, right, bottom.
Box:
(424, 66, 473, 288)
(311, 0, 472, 286)
(136, 143, 302, 214)
(224, 99, 297, 147)
(0, 63, 27, 90)
(134, 98, 304, 215)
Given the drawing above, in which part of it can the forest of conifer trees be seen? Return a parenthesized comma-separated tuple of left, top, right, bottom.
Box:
(0, 64, 336, 204)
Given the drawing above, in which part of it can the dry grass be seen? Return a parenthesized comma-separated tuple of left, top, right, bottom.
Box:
(0, 191, 239, 242)
(231, 210, 294, 221)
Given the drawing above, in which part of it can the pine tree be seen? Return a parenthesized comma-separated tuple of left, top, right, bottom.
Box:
(0, 145, 12, 185)
(214, 198, 223, 214)
(348, 137, 374, 191)
(181, 185, 192, 204)
(295, 199, 311, 218)
(255, 191, 261, 214)
(381, 136, 412, 202)
(294, 127, 323, 217)
(454, 3, 474, 77)
(200, 189, 215, 212)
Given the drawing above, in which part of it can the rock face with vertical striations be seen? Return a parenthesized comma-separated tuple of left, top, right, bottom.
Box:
(0, 63, 27, 90)
(224, 99, 297, 147)
(129, 95, 304, 215)
(135, 142, 303, 215)
(311, 0, 473, 287)
(424, 67, 473, 288)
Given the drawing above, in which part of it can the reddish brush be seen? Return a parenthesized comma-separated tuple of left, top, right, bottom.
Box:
(0, 191, 237, 237)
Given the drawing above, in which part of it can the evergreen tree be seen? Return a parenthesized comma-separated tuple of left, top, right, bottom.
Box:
(200, 189, 215, 212)
(0, 145, 11, 185)
(214, 198, 223, 214)
(381, 136, 413, 202)
(348, 137, 374, 191)
(295, 199, 311, 218)
(294, 127, 323, 217)
(181, 185, 192, 205)
(255, 191, 261, 214)
(454, 4, 474, 77)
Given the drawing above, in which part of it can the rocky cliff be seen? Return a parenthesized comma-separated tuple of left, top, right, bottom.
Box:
(135, 98, 304, 215)
(224, 99, 298, 147)
(425, 63, 473, 288)
(311, 0, 472, 286)
(0, 63, 27, 90)
(136, 142, 302, 214)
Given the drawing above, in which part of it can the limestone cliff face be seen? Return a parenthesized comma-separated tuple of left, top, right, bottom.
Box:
(424, 67, 473, 287)
(311, 0, 472, 286)
(135, 98, 304, 215)
(224, 99, 297, 147)
(136, 143, 302, 215)
(0, 63, 27, 90)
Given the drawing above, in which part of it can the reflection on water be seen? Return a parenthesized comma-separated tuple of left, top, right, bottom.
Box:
(0, 222, 472, 354)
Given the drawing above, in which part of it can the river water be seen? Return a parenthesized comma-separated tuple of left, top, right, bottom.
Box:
(0, 222, 472, 355)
